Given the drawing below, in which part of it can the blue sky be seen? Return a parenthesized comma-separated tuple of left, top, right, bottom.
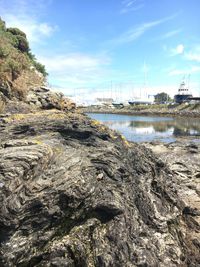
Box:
(0, 0, 200, 100)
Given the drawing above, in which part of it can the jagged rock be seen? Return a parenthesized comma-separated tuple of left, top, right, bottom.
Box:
(26, 88, 75, 111)
(0, 86, 75, 114)
(0, 110, 199, 266)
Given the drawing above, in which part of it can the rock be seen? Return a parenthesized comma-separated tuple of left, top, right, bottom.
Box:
(26, 87, 76, 112)
(0, 111, 199, 266)
(143, 140, 200, 266)
(0, 83, 12, 99)
(0, 86, 76, 114)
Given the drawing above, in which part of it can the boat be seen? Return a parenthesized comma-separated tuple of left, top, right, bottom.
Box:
(128, 96, 154, 105)
(174, 80, 192, 104)
(112, 101, 124, 108)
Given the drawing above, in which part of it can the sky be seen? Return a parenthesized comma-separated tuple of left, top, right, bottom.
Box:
(0, 0, 200, 102)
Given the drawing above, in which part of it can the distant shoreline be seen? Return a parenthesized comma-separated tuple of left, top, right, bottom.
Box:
(79, 103, 200, 118)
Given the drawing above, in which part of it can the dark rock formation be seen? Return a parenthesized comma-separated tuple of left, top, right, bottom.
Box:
(0, 110, 199, 266)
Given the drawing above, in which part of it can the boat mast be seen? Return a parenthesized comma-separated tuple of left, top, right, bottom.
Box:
(143, 61, 148, 98)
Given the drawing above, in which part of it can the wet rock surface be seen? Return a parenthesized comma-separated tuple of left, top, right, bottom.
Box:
(0, 110, 199, 266)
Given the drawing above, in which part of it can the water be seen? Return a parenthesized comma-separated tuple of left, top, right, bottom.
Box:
(87, 113, 200, 143)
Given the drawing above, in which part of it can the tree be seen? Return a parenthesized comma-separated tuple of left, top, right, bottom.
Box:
(154, 92, 171, 103)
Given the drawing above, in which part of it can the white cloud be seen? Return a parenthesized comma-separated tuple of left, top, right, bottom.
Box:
(170, 44, 184, 56)
(176, 44, 184, 54)
(108, 13, 179, 46)
(38, 23, 56, 37)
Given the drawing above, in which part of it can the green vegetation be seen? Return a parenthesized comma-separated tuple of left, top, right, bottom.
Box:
(129, 103, 168, 111)
(0, 17, 47, 98)
(32, 61, 48, 77)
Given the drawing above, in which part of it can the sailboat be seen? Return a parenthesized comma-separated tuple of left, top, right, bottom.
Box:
(128, 62, 154, 105)
(112, 83, 124, 108)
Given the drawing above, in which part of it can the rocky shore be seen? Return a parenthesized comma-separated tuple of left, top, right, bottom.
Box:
(81, 103, 200, 118)
(0, 88, 200, 266)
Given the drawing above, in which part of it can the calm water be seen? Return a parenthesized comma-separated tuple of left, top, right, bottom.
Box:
(87, 113, 200, 143)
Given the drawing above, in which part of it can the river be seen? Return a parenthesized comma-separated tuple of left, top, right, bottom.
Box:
(87, 113, 200, 143)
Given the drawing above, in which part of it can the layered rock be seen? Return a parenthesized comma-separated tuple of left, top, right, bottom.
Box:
(0, 110, 199, 266)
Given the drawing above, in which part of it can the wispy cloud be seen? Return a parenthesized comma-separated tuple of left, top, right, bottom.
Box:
(120, 0, 145, 14)
(38, 53, 111, 87)
(152, 29, 182, 42)
(169, 66, 200, 76)
(185, 53, 200, 62)
(161, 29, 182, 39)
(107, 12, 179, 46)
(184, 45, 200, 63)
(0, 0, 56, 44)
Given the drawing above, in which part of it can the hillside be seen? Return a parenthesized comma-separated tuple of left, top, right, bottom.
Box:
(0, 17, 46, 103)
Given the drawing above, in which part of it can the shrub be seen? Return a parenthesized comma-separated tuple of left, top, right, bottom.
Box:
(6, 31, 29, 53)
(5, 32, 19, 48)
(7, 27, 26, 38)
(27, 51, 36, 61)
(33, 61, 48, 77)
(0, 45, 9, 58)
(0, 18, 6, 31)
(15, 35, 29, 52)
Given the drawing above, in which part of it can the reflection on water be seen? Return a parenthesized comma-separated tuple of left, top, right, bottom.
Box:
(87, 113, 200, 143)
